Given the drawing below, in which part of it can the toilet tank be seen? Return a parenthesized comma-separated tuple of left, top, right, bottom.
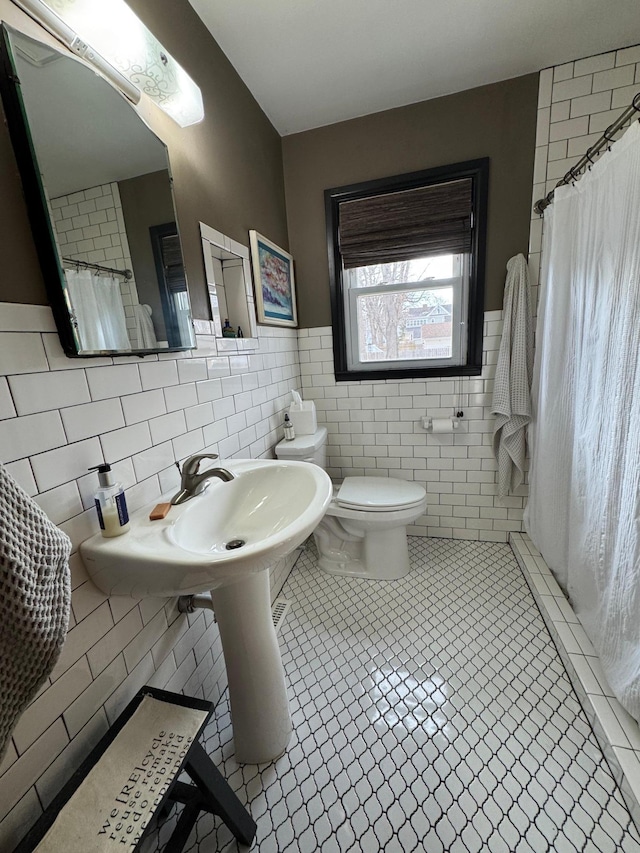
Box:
(275, 426, 328, 469)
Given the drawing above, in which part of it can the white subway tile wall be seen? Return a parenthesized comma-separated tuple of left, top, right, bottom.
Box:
(0, 302, 300, 847)
(529, 45, 640, 315)
(299, 314, 524, 543)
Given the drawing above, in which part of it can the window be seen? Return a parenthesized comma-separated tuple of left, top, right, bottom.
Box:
(325, 159, 489, 381)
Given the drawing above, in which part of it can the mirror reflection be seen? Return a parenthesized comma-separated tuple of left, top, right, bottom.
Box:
(7, 29, 195, 354)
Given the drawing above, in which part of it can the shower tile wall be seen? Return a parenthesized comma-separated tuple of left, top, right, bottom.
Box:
(52, 182, 142, 348)
(299, 313, 525, 543)
(529, 44, 640, 307)
(0, 302, 300, 849)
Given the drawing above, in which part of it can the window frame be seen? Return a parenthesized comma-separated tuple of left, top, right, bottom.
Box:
(325, 158, 489, 382)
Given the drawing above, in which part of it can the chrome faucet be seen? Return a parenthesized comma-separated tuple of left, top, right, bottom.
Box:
(171, 453, 234, 505)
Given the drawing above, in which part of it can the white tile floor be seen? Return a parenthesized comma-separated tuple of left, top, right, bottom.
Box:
(153, 539, 640, 852)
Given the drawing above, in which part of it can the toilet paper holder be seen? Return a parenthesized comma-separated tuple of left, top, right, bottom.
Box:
(421, 416, 464, 432)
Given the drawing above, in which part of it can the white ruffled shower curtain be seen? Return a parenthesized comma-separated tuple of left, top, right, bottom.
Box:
(64, 268, 131, 351)
(525, 121, 640, 721)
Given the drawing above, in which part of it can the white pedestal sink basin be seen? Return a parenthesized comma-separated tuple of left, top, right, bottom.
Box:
(81, 459, 332, 763)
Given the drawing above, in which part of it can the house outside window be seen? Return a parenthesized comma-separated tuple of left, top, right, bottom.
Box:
(325, 159, 489, 381)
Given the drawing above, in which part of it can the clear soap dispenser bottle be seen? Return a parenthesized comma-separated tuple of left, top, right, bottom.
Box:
(284, 413, 295, 440)
(89, 463, 130, 537)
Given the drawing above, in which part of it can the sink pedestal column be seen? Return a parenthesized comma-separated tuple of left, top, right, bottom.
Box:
(210, 571, 292, 764)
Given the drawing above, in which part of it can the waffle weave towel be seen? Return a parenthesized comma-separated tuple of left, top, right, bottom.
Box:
(0, 463, 71, 760)
(491, 254, 534, 497)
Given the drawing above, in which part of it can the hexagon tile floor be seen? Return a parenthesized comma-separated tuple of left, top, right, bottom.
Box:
(158, 538, 640, 852)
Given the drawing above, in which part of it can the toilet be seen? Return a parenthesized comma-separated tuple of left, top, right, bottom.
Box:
(275, 427, 427, 580)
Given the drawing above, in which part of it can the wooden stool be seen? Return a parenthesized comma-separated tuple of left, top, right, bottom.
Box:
(14, 686, 256, 852)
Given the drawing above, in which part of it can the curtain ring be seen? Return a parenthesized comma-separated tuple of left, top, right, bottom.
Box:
(603, 124, 616, 152)
(585, 146, 596, 170)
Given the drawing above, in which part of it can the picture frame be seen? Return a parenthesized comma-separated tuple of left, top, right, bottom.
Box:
(249, 230, 298, 328)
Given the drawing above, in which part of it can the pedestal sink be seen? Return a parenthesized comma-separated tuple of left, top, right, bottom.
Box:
(80, 459, 332, 763)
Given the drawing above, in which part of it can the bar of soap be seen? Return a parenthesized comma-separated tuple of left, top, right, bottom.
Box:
(149, 502, 171, 520)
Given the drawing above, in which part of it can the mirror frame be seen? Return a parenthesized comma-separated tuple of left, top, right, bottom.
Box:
(0, 23, 195, 358)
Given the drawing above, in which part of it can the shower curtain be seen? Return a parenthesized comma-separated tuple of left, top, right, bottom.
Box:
(525, 121, 640, 721)
(64, 268, 131, 351)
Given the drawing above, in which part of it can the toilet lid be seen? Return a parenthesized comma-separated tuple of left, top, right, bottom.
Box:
(336, 477, 426, 511)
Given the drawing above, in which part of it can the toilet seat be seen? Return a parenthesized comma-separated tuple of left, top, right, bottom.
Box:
(336, 476, 426, 512)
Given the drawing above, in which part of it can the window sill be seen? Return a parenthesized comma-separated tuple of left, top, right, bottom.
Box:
(335, 364, 483, 382)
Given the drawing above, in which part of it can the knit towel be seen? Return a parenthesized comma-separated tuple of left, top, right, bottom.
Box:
(0, 463, 71, 761)
(491, 254, 534, 497)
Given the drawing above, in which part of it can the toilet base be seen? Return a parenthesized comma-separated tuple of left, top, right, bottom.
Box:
(314, 526, 411, 580)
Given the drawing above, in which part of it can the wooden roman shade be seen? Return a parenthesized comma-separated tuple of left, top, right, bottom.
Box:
(338, 178, 473, 269)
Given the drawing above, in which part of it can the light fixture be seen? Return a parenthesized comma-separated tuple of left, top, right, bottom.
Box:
(11, 0, 204, 126)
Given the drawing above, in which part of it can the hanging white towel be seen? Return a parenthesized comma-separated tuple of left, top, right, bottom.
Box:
(491, 254, 534, 497)
(0, 463, 71, 761)
(133, 303, 158, 348)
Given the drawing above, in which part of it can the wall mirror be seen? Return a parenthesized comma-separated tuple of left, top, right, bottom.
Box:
(0, 25, 196, 356)
(200, 222, 259, 352)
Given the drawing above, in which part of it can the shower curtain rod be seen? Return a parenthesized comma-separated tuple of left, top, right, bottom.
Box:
(62, 256, 132, 280)
(534, 91, 640, 215)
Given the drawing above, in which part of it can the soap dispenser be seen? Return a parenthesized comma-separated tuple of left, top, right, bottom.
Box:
(283, 413, 295, 440)
(89, 463, 130, 538)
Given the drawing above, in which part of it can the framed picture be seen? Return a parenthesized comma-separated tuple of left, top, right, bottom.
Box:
(249, 230, 298, 327)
